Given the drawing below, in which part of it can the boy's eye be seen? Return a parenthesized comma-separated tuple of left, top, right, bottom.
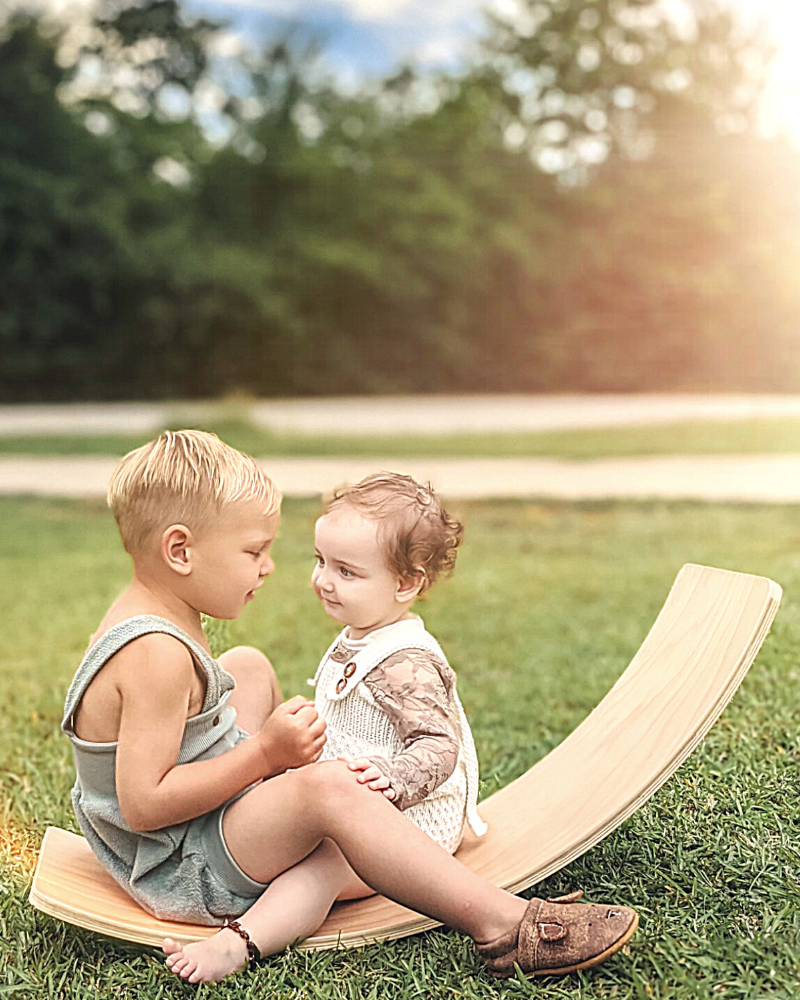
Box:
(339, 566, 354, 578)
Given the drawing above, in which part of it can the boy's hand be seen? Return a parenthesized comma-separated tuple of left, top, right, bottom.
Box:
(257, 696, 326, 775)
(344, 758, 396, 800)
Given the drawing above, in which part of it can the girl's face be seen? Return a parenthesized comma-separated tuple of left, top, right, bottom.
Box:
(312, 507, 418, 639)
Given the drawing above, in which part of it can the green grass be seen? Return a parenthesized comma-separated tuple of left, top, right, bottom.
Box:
(7, 416, 800, 459)
(2, 497, 800, 998)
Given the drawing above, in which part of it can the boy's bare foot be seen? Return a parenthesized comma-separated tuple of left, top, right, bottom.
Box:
(162, 930, 249, 983)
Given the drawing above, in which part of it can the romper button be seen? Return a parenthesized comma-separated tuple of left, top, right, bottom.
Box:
(336, 678, 347, 694)
(343, 662, 356, 678)
(212, 715, 220, 726)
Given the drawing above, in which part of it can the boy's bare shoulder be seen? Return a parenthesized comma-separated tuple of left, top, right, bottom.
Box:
(82, 633, 197, 710)
(75, 633, 198, 742)
(109, 631, 196, 682)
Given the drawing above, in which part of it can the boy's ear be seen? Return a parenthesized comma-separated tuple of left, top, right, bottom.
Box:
(396, 570, 425, 605)
(161, 524, 193, 576)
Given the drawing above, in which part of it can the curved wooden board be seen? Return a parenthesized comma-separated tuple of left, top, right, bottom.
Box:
(29, 564, 781, 951)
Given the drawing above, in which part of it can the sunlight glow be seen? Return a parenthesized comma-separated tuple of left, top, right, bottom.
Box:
(0, 822, 38, 876)
(757, 1, 800, 143)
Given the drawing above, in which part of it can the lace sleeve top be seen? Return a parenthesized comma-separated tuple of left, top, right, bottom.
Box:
(361, 647, 460, 811)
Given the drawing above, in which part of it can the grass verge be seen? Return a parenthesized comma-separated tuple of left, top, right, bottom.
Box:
(7, 417, 800, 459)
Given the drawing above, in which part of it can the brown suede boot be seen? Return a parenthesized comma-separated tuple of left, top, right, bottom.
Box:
(475, 891, 639, 978)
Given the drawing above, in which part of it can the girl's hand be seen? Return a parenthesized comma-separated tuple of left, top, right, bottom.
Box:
(343, 757, 396, 800)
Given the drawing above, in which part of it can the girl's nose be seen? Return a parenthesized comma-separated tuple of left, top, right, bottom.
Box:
(261, 555, 275, 577)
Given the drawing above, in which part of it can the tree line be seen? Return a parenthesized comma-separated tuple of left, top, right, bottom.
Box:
(2, 0, 799, 400)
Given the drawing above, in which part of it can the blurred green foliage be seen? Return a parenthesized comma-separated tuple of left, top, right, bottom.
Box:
(1, 0, 796, 399)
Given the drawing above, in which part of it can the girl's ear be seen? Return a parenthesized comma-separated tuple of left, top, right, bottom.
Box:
(396, 570, 426, 605)
(162, 524, 193, 576)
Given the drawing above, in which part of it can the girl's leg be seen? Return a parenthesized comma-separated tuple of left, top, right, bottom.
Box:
(218, 645, 282, 733)
(221, 761, 528, 944)
(164, 840, 370, 983)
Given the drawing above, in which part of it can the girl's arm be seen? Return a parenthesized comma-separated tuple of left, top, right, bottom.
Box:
(357, 649, 460, 811)
(114, 633, 324, 832)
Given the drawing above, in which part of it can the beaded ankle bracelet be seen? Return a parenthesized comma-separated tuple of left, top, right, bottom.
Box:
(223, 920, 262, 967)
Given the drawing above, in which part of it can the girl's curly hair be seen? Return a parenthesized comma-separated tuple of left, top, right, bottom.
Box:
(323, 472, 463, 595)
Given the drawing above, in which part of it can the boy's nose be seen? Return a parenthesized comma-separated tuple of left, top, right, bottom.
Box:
(261, 556, 275, 577)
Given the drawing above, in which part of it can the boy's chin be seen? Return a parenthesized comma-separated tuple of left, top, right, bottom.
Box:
(199, 604, 243, 621)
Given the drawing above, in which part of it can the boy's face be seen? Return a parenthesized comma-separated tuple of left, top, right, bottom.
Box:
(312, 507, 415, 639)
(186, 501, 278, 620)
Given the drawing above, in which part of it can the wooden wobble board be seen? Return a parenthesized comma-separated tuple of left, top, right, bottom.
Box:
(29, 564, 782, 951)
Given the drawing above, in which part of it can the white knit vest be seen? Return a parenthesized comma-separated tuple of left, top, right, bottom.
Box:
(311, 618, 487, 854)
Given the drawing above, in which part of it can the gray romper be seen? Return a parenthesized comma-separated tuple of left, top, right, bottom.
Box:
(62, 615, 267, 924)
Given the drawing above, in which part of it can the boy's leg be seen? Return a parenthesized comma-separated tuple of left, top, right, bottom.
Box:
(223, 763, 637, 977)
(164, 840, 370, 983)
(166, 762, 635, 980)
(222, 760, 528, 944)
(241, 837, 372, 953)
(218, 646, 282, 733)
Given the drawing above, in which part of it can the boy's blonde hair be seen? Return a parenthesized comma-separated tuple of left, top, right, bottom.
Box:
(324, 472, 463, 595)
(108, 430, 281, 555)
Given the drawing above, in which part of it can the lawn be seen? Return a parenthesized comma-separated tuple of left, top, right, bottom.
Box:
(7, 416, 800, 459)
(1, 496, 799, 999)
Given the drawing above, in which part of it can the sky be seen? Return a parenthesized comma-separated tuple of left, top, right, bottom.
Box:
(186, 0, 488, 83)
(185, 0, 800, 141)
(24, 0, 800, 139)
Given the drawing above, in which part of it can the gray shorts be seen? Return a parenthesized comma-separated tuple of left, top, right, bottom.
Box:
(127, 801, 268, 925)
(196, 726, 268, 919)
(202, 800, 269, 905)
(125, 727, 268, 925)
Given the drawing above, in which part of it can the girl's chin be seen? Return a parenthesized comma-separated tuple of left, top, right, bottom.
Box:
(321, 604, 357, 629)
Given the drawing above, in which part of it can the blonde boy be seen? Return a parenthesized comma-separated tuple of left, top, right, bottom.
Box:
(63, 431, 638, 982)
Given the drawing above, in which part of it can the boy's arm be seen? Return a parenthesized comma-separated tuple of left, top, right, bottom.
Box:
(357, 649, 460, 811)
(115, 634, 324, 832)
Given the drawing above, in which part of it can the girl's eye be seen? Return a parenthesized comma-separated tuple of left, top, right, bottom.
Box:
(339, 567, 353, 578)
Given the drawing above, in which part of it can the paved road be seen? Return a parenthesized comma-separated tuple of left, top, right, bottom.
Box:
(4, 393, 800, 436)
(3, 453, 800, 502)
(4, 395, 800, 500)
